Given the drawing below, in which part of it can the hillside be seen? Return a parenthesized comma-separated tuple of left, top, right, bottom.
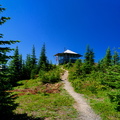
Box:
(10, 73, 79, 120)
(65, 61, 120, 120)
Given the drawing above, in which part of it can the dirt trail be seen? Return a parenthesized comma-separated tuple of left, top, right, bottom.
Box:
(61, 70, 101, 120)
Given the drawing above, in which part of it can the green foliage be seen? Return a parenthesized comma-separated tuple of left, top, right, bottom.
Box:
(108, 90, 120, 111)
(81, 63, 93, 74)
(9, 46, 22, 85)
(101, 65, 120, 89)
(101, 47, 112, 68)
(30, 68, 38, 79)
(0, 5, 19, 118)
(13, 78, 79, 119)
(0, 73, 17, 117)
(38, 44, 48, 71)
(112, 51, 120, 65)
(39, 67, 61, 84)
(22, 46, 37, 80)
(31, 45, 37, 69)
(63, 59, 73, 69)
(69, 61, 120, 119)
(74, 59, 82, 75)
(104, 47, 112, 66)
(25, 54, 32, 79)
(84, 45, 94, 66)
(82, 45, 95, 74)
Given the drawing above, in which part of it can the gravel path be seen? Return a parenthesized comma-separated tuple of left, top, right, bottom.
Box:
(61, 70, 101, 120)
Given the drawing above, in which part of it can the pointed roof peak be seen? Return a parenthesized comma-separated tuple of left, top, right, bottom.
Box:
(63, 49, 78, 54)
(54, 49, 82, 57)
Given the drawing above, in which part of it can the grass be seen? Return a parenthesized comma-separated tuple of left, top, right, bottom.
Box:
(12, 78, 79, 120)
(70, 80, 120, 120)
(65, 62, 120, 120)
(67, 66, 120, 120)
(87, 89, 120, 120)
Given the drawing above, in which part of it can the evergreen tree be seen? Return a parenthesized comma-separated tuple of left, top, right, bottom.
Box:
(112, 51, 120, 65)
(74, 59, 82, 76)
(38, 44, 48, 71)
(31, 45, 37, 69)
(89, 49, 94, 66)
(20, 59, 27, 80)
(25, 54, 32, 79)
(84, 45, 94, 66)
(9, 46, 22, 85)
(12, 46, 21, 74)
(83, 45, 95, 74)
(0, 5, 19, 118)
(19, 54, 23, 74)
(84, 45, 90, 64)
(98, 47, 112, 70)
(104, 47, 112, 66)
(97, 59, 104, 71)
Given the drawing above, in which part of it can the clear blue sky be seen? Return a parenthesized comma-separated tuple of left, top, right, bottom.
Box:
(1, 0, 120, 64)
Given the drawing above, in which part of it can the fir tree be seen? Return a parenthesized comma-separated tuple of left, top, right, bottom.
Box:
(112, 51, 120, 65)
(19, 54, 23, 78)
(83, 45, 95, 74)
(25, 54, 32, 79)
(74, 59, 82, 76)
(104, 47, 112, 66)
(38, 44, 48, 71)
(31, 45, 37, 69)
(89, 49, 94, 66)
(84, 45, 94, 66)
(20, 59, 27, 80)
(98, 47, 112, 70)
(0, 5, 19, 118)
(9, 46, 22, 85)
(84, 45, 90, 64)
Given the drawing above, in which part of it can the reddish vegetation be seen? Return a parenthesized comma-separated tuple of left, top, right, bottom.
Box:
(8, 83, 63, 98)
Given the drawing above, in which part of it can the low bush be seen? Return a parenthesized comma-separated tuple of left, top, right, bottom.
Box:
(108, 90, 120, 111)
(100, 66, 120, 89)
(68, 63, 120, 119)
(30, 68, 38, 79)
(39, 68, 61, 84)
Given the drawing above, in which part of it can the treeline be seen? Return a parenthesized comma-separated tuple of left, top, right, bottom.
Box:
(7, 44, 55, 86)
(66, 45, 120, 74)
(66, 46, 120, 119)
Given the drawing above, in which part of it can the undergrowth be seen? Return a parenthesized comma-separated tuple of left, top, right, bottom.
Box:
(12, 77, 79, 120)
(68, 64, 120, 120)
(39, 67, 62, 84)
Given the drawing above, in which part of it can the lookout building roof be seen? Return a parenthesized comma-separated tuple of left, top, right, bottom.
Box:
(54, 49, 82, 57)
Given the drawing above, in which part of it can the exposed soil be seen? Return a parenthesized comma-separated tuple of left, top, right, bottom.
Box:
(61, 70, 101, 120)
(8, 83, 62, 98)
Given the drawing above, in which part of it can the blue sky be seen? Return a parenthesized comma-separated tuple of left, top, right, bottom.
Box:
(1, 0, 120, 64)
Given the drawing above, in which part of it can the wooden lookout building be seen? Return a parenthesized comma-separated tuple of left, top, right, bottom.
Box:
(54, 49, 82, 64)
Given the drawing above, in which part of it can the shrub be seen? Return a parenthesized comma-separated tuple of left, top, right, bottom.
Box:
(71, 79, 82, 92)
(30, 68, 38, 79)
(108, 90, 120, 111)
(100, 66, 120, 89)
(39, 68, 61, 84)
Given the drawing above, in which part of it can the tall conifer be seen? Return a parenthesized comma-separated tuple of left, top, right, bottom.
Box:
(104, 47, 112, 66)
(9, 46, 22, 85)
(84, 45, 94, 66)
(31, 45, 37, 69)
(38, 44, 48, 71)
(25, 54, 32, 79)
(83, 45, 95, 74)
(112, 51, 120, 65)
(0, 5, 19, 118)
